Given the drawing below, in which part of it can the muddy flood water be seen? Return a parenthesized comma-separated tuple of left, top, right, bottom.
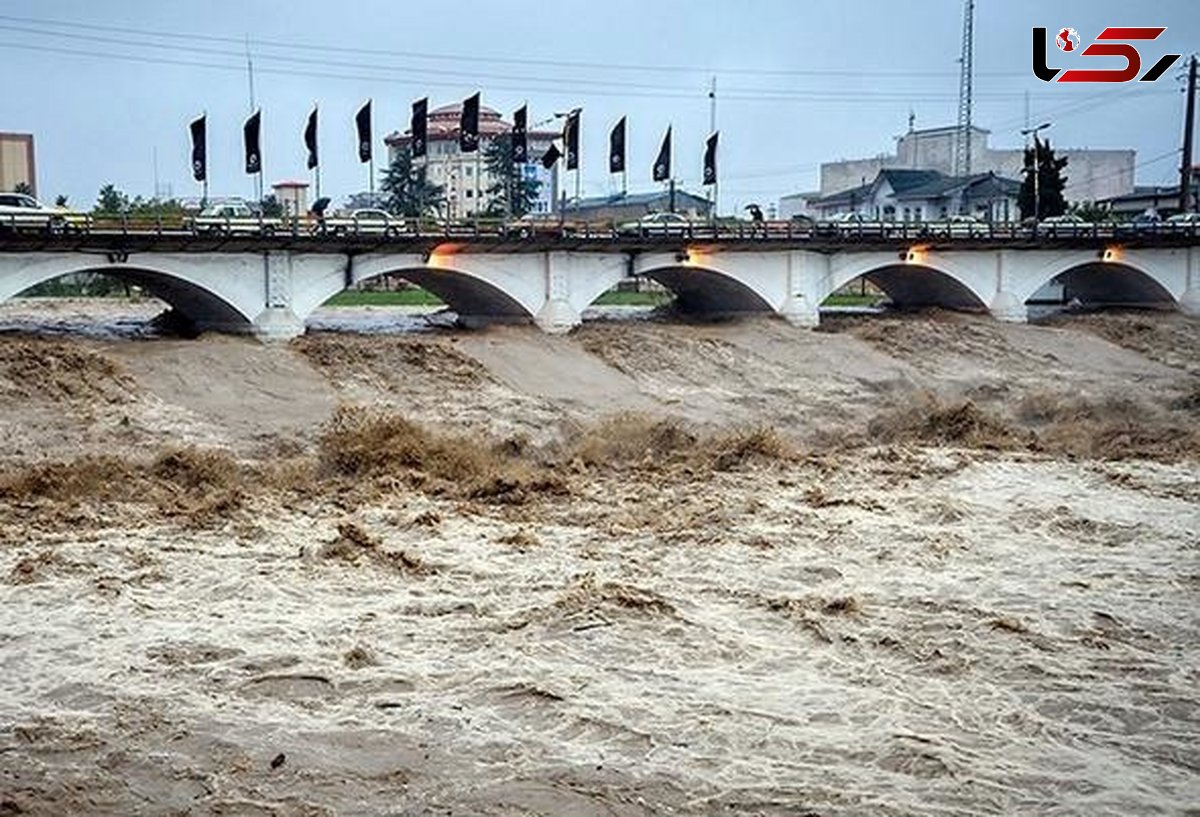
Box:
(1, 298, 1198, 816)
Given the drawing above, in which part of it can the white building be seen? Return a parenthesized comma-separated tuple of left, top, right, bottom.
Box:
(812, 123, 1134, 207)
(384, 103, 559, 219)
(808, 168, 1021, 222)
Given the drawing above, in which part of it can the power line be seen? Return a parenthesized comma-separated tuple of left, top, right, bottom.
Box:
(0, 23, 1049, 103)
(0, 38, 1049, 105)
(0, 12, 1033, 80)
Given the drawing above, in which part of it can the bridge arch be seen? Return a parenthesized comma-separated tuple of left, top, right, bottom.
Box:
(825, 259, 990, 311)
(0, 256, 256, 332)
(1012, 257, 1178, 310)
(625, 253, 777, 318)
(294, 253, 537, 328)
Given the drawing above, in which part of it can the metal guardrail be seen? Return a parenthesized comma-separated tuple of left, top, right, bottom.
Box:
(2, 212, 1199, 243)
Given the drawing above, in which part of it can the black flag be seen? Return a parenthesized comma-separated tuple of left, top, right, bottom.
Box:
(541, 143, 561, 169)
(356, 100, 372, 163)
(305, 107, 319, 170)
(609, 116, 626, 174)
(189, 114, 206, 182)
(411, 97, 428, 158)
(564, 109, 580, 170)
(653, 126, 671, 182)
(512, 105, 527, 164)
(703, 132, 718, 186)
(460, 92, 480, 153)
(243, 110, 261, 175)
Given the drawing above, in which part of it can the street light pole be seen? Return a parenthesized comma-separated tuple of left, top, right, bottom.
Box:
(1020, 121, 1051, 220)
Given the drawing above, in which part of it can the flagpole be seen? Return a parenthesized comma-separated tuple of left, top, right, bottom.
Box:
(245, 38, 261, 203)
(200, 110, 208, 209)
(257, 110, 264, 209)
(709, 75, 718, 218)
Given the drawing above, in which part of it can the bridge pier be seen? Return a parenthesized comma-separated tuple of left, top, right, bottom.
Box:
(779, 251, 824, 327)
(1182, 247, 1200, 316)
(251, 307, 306, 340)
(534, 252, 582, 334)
(989, 291, 1027, 323)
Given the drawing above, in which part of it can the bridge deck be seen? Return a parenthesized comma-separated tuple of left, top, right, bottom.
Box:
(2, 224, 1198, 256)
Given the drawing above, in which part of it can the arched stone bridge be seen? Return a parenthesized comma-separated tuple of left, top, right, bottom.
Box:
(1, 234, 1197, 338)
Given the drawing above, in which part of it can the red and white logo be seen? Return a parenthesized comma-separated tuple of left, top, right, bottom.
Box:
(1055, 27, 1080, 52)
(1033, 26, 1180, 83)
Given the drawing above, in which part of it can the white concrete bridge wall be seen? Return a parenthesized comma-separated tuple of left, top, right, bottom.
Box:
(0, 245, 1196, 340)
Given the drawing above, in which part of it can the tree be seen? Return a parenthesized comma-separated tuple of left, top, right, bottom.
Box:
(94, 184, 129, 215)
(1018, 138, 1068, 220)
(128, 197, 186, 219)
(379, 148, 444, 218)
(13, 181, 32, 195)
(482, 133, 541, 218)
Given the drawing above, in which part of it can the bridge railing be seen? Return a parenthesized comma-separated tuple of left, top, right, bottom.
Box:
(3, 212, 1200, 242)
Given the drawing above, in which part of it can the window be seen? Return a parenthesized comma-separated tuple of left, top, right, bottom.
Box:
(465, 190, 473, 198)
(465, 166, 473, 177)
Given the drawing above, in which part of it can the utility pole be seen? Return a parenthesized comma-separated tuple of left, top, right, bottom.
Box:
(1181, 55, 1197, 214)
(954, 0, 975, 177)
(1021, 122, 1051, 220)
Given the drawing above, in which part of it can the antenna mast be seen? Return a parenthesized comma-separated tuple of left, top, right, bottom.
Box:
(954, 0, 975, 177)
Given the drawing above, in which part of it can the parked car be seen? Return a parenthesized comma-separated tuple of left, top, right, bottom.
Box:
(943, 214, 988, 238)
(1038, 213, 1089, 237)
(187, 202, 283, 235)
(1166, 212, 1200, 228)
(316, 208, 405, 236)
(0, 193, 91, 234)
(616, 211, 694, 236)
(820, 212, 889, 238)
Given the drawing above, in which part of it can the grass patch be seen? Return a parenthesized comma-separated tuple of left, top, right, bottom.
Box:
(323, 288, 444, 307)
(590, 290, 674, 307)
(821, 294, 887, 307)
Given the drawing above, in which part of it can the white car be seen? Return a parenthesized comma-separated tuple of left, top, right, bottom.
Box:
(940, 214, 987, 237)
(1165, 212, 1200, 227)
(0, 193, 91, 234)
(316, 208, 405, 236)
(821, 212, 888, 237)
(187, 203, 283, 235)
(617, 211, 694, 236)
(1039, 214, 1088, 236)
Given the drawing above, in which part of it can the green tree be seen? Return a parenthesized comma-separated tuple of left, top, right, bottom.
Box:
(380, 148, 444, 218)
(13, 181, 32, 195)
(94, 184, 129, 215)
(128, 197, 186, 219)
(482, 133, 541, 218)
(1018, 138, 1068, 220)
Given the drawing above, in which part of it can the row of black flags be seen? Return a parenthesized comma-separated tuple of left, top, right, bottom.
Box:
(188, 94, 719, 189)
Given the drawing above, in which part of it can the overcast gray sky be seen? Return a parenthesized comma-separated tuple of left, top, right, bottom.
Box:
(2, 0, 1197, 214)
